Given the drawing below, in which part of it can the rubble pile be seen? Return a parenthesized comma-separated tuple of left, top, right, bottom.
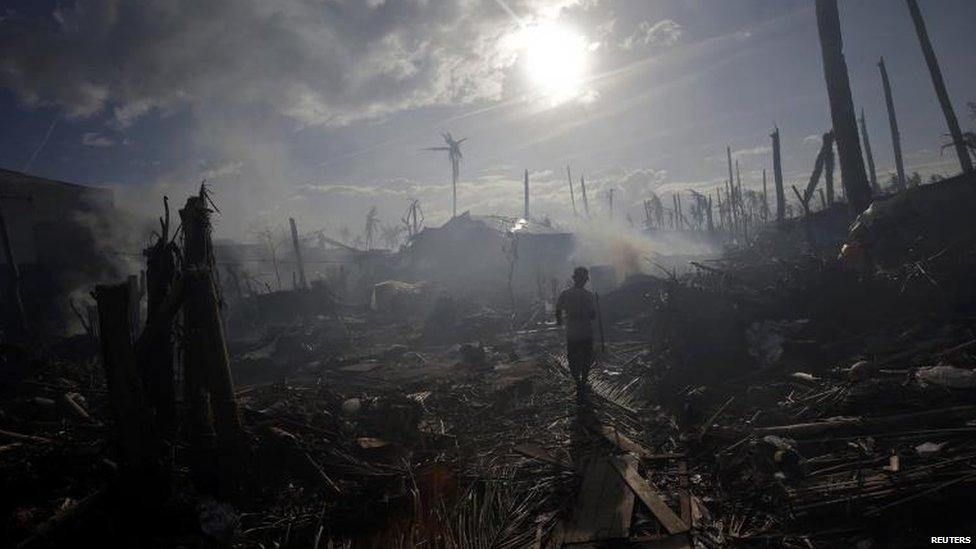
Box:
(4, 177, 976, 548)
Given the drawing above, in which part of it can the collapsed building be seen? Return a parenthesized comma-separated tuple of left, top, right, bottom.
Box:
(398, 212, 575, 297)
(0, 169, 127, 330)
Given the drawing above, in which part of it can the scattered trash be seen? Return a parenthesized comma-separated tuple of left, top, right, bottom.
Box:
(916, 365, 976, 389)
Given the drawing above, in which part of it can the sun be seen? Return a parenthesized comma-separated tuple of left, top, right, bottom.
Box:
(523, 22, 589, 104)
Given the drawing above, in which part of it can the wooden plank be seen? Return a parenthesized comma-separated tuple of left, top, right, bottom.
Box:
(610, 455, 688, 535)
(556, 454, 634, 545)
(677, 461, 691, 527)
(590, 423, 652, 458)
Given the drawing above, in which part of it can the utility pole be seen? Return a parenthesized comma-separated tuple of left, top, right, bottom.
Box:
(608, 188, 614, 219)
(879, 57, 907, 190)
(905, 0, 972, 173)
(815, 0, 872, 213)
(860, 109, 880, 193)
(523, 169, 530, 220)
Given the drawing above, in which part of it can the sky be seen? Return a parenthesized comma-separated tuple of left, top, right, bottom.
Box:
(1, 0, 975, 241)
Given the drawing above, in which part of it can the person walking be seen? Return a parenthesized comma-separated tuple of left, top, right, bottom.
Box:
(555, 267, 597, 401)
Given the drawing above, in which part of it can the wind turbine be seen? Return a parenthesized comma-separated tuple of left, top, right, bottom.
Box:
(423, 132, 466, 218)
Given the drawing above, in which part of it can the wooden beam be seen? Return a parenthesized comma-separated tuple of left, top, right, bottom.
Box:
(610, 455, 688, 535)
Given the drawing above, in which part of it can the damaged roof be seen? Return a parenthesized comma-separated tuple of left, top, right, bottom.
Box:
(438, 211, 569, 236)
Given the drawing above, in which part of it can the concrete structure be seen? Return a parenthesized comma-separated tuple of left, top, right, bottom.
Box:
(0, 168, 114, 267)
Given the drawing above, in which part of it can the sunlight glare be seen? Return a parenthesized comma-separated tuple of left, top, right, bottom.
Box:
(524, 22, 588, 105)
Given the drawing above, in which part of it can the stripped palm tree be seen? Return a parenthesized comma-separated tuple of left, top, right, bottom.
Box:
(423, 132, 467, 218)
(364, 206, 380, 251)
(400, 199, 425, 240)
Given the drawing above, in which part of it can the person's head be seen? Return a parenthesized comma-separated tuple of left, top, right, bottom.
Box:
(572, 266, 589, 288)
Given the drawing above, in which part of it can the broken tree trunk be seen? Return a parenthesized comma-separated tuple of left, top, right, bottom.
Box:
(762, 169, 769, 223)
(184, 267, 243, 465)
(879, 57, 907, 190)
(726, 148, 737, 231)
(860, 109, 880, 194)
(580, 175, 590, 218)
(706, 195, 714, 232)
(715, 190, 723, 231)
(672, 194, 681, 231)
(180, 190, 244, 490)
(815, 0, 872, 214)
(127, 274, 141, 340)
(824, 135, 835, 205)
(289, 217, 307, 290)
(95, 283, 162, 487)
(0, 195, 26, 338)
(771, 127, 786, 223)
(142, 198, 178, 437)
(567, 166, 577, 216)
(905, 0, 973, 174)
(802, 132, 832, 207)
(735, 160, 748, 241)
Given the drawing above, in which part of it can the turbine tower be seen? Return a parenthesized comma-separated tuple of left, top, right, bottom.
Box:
(423, 132, 466, 218)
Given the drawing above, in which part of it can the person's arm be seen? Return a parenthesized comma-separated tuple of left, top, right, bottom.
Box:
(588, 292, 597, 319)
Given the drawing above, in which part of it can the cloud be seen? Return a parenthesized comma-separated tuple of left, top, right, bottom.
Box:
(705, 145, 770, 164)
(731, 145, 770, 160)
(200, 160, 244, 181)
(621, 19, 684, 50)
(0, 0, 587, 128)
(81, 131, 114, 147)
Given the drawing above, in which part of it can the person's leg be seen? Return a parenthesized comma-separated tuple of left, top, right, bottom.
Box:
(580, 339, 593, 386)
(566, 340, 581, 383)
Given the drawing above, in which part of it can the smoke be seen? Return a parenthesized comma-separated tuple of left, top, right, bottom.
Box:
(567, 216, 721, 284)
(56, 204, 155, 334)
